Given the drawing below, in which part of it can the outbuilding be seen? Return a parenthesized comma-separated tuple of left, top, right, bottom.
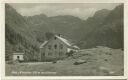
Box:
(13, 53, 24, 61)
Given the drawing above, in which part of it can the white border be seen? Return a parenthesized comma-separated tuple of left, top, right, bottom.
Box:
(124, 1, 128, 78)
(0, 0, 128, 79)
(1, 0, 128, 3)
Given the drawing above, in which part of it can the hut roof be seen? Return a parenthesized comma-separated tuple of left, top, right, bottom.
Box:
(13, 53, 24, 55)
(39, 35, 79, 49)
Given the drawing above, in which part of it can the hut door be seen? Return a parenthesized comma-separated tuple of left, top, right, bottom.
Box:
(17, 56, 20, 60)
(41, 52, 45, 61)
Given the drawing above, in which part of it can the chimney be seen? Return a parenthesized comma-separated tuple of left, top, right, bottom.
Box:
(58, 34, 61, 37)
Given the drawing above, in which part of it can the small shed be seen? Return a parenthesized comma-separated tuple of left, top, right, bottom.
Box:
(13, 53, 24, 61)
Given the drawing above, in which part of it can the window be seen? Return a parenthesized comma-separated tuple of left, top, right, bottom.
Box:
(43, 53, 45, 56)
(17, 56, 20, 58)
(59, 52, 61, 56)
(54, 44, 57, 49)
(48, 52, 52, 56)
(17, 56, 19, 59)
(60, 44, 63, 49)
(54, 37, 57, 40)
(59, 52, 63, 56)
(48, 45, 51, 50)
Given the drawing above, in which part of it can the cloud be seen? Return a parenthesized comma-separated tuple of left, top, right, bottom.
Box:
(9, 3, 120, 20)
(18, 5, 46, 16)
(53, 8, 97, 19)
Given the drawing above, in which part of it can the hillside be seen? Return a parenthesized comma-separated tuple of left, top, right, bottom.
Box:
(80, 5, 123, 48)
(25, 9, 111, 44)
(25, 15, 86, 42)
(5, 4, 40, 61)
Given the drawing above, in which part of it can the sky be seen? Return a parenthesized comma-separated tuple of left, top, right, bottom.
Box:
(9, 3, 121, 20)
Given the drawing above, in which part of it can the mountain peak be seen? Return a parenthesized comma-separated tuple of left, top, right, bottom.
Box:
(93, 9, 110, 18)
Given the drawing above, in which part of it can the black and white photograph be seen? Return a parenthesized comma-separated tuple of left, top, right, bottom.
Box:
(5, 3, 124, 76)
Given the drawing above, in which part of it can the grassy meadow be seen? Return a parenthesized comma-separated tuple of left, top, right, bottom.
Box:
(5, 47, 123, 76)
